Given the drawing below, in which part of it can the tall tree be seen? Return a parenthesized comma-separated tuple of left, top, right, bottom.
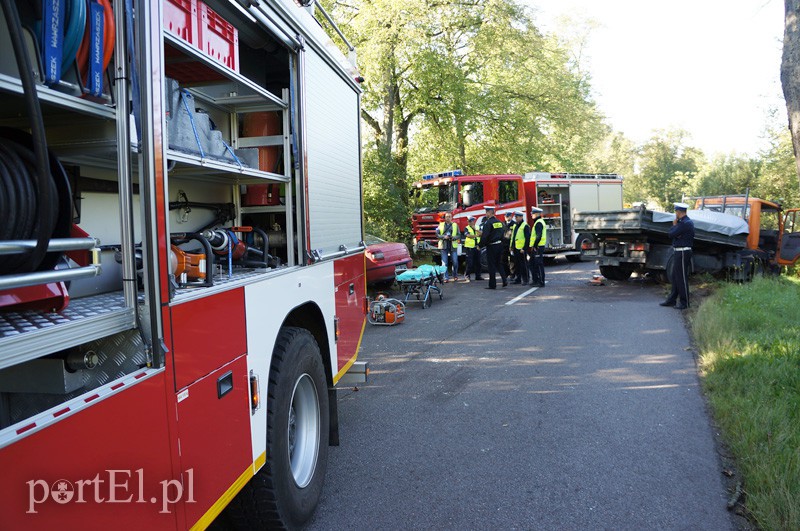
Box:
(757, 120, 800, 207)
(321, 0, 436, 239)
(322, 0, 606, 238)
(409, 0, 605, 176)
(636, 129, 704, 208)
(781, 0, 800, 190)
(693, 154, 761, 198)
(585, 130, 638, 204)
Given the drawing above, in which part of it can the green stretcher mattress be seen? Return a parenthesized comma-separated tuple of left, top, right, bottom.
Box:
(395, 265, 447, 282)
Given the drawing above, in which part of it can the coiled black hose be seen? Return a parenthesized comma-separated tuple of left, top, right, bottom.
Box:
(0, 0, 58, 274)
(0, 136, 59, 274)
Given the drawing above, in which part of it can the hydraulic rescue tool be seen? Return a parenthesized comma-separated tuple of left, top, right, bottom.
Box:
(367, 294, 405, 326)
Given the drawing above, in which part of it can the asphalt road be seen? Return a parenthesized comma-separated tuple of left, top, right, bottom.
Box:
(306, 259, 734, 530)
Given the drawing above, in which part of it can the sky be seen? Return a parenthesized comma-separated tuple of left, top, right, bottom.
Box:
(525, 0, 786, 156)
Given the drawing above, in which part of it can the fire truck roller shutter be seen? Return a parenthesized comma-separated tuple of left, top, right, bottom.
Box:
(598, 181, 623, 210)
(567, 183, 598, 213)
(303, 48, 363, 256)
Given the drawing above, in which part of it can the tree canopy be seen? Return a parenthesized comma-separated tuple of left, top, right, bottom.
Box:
(318, 0, 800, 240)
(322, 0, 605, 239)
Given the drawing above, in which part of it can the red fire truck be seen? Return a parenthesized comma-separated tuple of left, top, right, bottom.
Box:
(411, 170, 623, 261)
(0, 0, 366, 528)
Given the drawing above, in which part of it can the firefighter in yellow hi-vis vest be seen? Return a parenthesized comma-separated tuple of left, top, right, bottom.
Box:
(528, 207, 547, 287)
(462, 216, 483, 282)
(510, 211, 530, 285)
(436, 212, 460, 282)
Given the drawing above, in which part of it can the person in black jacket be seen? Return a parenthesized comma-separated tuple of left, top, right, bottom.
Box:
(528, 207, 546, 287)
(660, 202, 695, 310)
(502, 211, 515, 279)
(462, 216, 483, 281)
(479, 205, 508, 289)
(509, 211, 530, 284)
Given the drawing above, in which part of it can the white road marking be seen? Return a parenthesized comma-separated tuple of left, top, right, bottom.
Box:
(505, 286, 540, 305)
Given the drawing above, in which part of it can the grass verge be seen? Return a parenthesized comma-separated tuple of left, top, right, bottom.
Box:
(692, 276, 800, 529)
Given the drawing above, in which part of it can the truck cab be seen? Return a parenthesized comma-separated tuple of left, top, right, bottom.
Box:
(693, 195, 800, 267)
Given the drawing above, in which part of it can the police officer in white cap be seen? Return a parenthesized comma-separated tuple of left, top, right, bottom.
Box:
(462, 216, 483, 281)
(528, 207, 547, 287)
(660, 202, 695, 309)
(502, 211, 515, 277)
(479, 204, 508, 289)
(509, 211, 530, 284)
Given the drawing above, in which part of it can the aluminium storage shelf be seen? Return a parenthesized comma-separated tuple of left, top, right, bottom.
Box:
(0, 73, 115, 121)
(163, 32, 286, 112)
(167, 149, 290, 184)
(0, 293, 136, 370)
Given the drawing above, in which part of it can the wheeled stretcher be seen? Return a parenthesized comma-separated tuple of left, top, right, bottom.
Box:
(395, 264, 446, 309)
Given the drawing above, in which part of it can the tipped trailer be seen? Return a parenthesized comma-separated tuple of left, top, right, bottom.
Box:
(575, 196, 800, 281)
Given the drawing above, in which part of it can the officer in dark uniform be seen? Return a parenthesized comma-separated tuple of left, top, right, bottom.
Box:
(528, 207, 547, 287)
(502, 211, 515, 278)
(660, 202, 695, 310)
(509, 211, 530, 284)
(479, 205, 508, 289)
(462, 216, 483, 281)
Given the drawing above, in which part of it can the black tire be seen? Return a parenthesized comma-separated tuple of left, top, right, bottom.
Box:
(751, 256, 767, 279)
(656, 255, 675, 285)
(599, 265, 632, 281)
(568, 233, 594, 262)
(226, 327, 329, 530)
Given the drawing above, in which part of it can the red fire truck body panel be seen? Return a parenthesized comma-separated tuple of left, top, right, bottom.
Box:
(334, 253, 368, 374)
(411, 174, 524, 250)
(176, 355, 252, 526)
(170, 288, 248, 390)
(0, 371, 179, 527)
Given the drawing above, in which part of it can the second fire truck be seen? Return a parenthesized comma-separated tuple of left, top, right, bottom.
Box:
(411, 170, 624, 261)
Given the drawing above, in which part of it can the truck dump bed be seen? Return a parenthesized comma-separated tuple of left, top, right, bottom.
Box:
(573, 208, 749, 249)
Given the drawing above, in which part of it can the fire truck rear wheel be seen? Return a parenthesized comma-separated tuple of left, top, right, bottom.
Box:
(226, 327, 329, 530)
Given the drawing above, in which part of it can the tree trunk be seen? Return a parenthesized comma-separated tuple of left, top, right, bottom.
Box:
(395, 115, 413, 207)
(382, 72, 396, 159)
(781, 0, 800, 190)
